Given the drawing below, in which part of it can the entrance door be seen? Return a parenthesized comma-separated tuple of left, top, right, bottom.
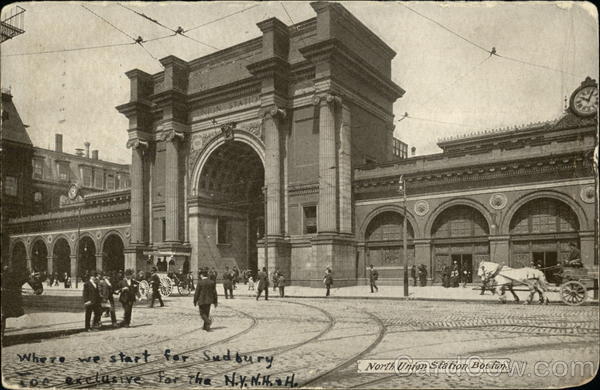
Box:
(451, 254, 473, 283)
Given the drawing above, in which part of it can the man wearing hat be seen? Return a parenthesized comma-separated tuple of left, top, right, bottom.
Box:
(149, 267, 164, 308)
(194, 269, 218, 331)
(118, 269, 139, 327)
(368, 264, 379, 293)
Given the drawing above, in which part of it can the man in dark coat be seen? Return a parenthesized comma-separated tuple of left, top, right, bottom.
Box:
(194, 269, 218, 331)
(450, 261, 460, 288)
(98, 271, 117, 327)
(256, 267, 269, 300)
(149, 267, 164, 308)
(223, 266, 234, 299)
(368, 264, 379, 293)
(442, 265, 450, 288)
(418, 264, 428, 287)
(324, 268, 333, 297)
(83, 271, 102, 331)
(410, 265, 417, 287)
(118, 269, 139, 327)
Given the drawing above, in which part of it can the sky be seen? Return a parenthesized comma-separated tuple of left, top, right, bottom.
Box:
(1, 1, 598, 164)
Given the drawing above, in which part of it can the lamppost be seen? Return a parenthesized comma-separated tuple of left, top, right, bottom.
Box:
(262, 185, 268, 272)
(399, 175, 408, 297)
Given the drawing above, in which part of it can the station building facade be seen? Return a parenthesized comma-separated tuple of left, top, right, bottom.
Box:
(5, 2, 598, 285)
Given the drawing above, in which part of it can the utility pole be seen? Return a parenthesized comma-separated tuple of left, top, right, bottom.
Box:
(399, 175, 408, 297)
(76, 205, 81, 288)
(262, 185, 268, 272)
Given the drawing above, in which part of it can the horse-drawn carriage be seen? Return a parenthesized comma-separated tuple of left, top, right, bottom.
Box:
(478, 261, 597, 306)
(136, 273, 192, 300)
(556, 266, 596, 306)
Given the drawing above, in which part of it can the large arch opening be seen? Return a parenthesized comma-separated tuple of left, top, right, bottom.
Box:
(431, 205, 490, 283)
(32, 240, 48, 274)
(509, 197, 579, 283)
(197, 140, 264, 275)
(364, 211, 415, 280)
(102, 234, 125, 273)
(78, 236, 96, 278)
(53, 238, 71, 277)
(11, 241, 27, 273)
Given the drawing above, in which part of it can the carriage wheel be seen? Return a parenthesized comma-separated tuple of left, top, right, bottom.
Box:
(560, 281, 587, 306)
(138, 280, 150, 301)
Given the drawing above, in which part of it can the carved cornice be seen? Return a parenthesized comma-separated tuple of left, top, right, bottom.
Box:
(126, 139, 149, 149)
(313, 93, 342, 107)
(158, 129, 185, 143)
(262, 106, 286, 121)
(353, 153, 595, 194)
(115, 100, 153, 117)
(299, 38, 404, 101)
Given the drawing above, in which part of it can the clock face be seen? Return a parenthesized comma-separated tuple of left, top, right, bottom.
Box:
(68, 185, 78, 200)
(572, 85, 598, 116)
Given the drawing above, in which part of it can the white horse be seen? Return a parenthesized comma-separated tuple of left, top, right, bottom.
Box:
(478, 261, 549, 304)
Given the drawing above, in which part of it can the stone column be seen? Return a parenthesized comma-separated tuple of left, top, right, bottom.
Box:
(414, 239, 432, 281)
(164, 131, 184, 242)
(127, 140, 148, 244)
(579, 231, 595, 268)
(489, 235, 510, 265)
(338, 103, 352, 234)
(263, 107, 286, 237)
(70, 255, 78, 282)
(95, 253, 104, 272)
(317, 94, 340, 233)
(25, 256, 32, 272)
(48, 255, 54, 275)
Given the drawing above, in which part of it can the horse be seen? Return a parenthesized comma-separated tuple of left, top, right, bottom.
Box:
(478, 261, 549, 304)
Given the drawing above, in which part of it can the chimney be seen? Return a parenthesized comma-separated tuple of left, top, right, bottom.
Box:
(75, 148, 84, 157)
(411, 146, 416, 157)
(84, 142, 91, 158)
(92, 150, 99, 160)
(55, 133, 63, 153)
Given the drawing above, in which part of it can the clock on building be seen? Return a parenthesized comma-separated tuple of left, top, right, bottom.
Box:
(570, 77, 598, 117)
(67, 183, 80, 200)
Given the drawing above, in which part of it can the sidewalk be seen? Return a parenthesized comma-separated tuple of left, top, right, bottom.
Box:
(23, 283, 596, 304)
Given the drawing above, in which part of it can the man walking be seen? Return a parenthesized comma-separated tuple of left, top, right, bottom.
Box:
(83, 271, 101, 332)
(277, 272, 286, 297)
(194, 269, 218, 331)
(98, 271, 117, 327)
(368, 264, 379, 293)
(256, 267, 269, 301)
(118, 269, 139, 327)
(411, 265, 417, 287)
(149, 267, 164, 308)
(223, 266, 234, 299)
(323, 268, 333, 297)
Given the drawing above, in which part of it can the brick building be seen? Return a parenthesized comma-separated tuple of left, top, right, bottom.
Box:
(2, 90, 130, 275)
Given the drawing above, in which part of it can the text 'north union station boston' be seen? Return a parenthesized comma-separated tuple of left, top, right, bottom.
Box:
(6, 2, 597, 285)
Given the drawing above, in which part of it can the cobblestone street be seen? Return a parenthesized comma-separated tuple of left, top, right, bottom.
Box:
(2, 296, 598, 389)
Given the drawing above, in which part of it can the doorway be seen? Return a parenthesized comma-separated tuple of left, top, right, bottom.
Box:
(451, 254, 473, 283)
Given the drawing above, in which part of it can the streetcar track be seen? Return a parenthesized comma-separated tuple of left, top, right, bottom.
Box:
(69, 299, 336, 387)
(300, 311, 386, 388)
(66, 306, 258, 389)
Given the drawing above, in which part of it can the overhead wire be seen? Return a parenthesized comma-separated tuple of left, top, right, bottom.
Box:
(398, 2, 585, 79)
(1, 41, 136, 57)
(185, 4, 260, 32)
(81, 4, 137, 42)
(416, 55, 492, 107)
(80, 4, 162, 67)
(117, 2, 219, 51)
